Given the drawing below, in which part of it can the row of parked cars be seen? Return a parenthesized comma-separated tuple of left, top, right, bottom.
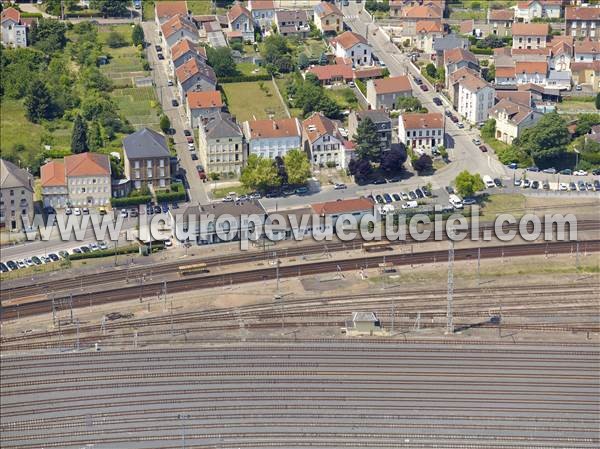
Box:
(368, 185, 432, 207)
(509, 164, 600, 176)
(514, 177, 600, 191)
(0, 241, 110, 274)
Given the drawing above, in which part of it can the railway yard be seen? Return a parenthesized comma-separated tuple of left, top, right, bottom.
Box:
(1, 221, 599, 449)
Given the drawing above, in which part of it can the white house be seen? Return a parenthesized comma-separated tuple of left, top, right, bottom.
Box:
(366, 76, 413, 110)
(515, 61, 548, 85)
(495, 66, 517, 86)
(302, 112, 344, 168)
(1, 7, 28, 48)
(574, 39, 600, 62)
(457, 73, 494, 124)
(313, 1, 343, 35)
(514, 0, 562, 23)
(161, 14, 198, 55)
(512, 23, 549, 50)
(489, 98, 542, 144)
(333, 31, 372, 67)
(154, 1, 188, 27)
(186, 90, 223, 128)
(414, 20, 444, 54)
(227, 2, 254, 43)
(243, 118, 302, 159)
(398, 113, 444, 151)
(248, 0, 275, 31)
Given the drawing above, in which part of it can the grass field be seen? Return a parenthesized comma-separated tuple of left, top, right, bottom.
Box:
(557, 100, 598, 113)
(326, 87, 359, 110)
(302, 38, 327, 60)
(0, 100, 44, 164)
(480, 193, 527, 221)
(237, 62, 267, 76)
(212, 185, 250, 199)
(222, 81, 288, 122)
(111, 87, 161, 129)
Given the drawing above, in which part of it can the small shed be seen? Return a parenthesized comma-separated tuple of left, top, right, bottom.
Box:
(345, 312, 381, 334)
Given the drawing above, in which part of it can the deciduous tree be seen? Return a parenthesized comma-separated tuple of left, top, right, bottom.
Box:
(454, 170, 484, 197)
(283, 149, 311, 185)
(240, 155, 281, 191)
(412, 154, 433, 174)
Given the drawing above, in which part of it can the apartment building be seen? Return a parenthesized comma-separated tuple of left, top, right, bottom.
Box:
(123, 128, 171, 190)
(398, 113, 444, 150)
(243, 118, 302, 159)
(0, 159, 34, 230)
(198, 112, 245, 176)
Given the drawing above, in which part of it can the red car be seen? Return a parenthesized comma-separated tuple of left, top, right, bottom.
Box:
(186, 136, 194, 143)
(420, 83, 429, 91)
(450, 115, 459, 123)
(479, 145, 488, 152)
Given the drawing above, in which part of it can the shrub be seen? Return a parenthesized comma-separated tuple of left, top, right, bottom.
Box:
(69, 244, 141, 261)
(218, 74, 272, 83)
(110, 195, 152, 207)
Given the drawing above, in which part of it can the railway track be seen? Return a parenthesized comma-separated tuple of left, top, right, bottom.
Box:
(2, 240, 599, 320)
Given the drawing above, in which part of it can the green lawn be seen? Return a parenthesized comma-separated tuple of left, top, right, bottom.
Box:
(222, 81, 289, 122)
(111, 87, 161, 129)
(188, 0, 213, 15)
(303, 38, 327, 60)
(101, 45, 148, 85)
(480, 193, 526, 222)
(557, 101, 598, 113)
(237, 62, 267, 76)
(326, 88, 359, 110)
(97, 24, 135, 45)
(212, 185, 250, 199)
(0, 100, 44, 166)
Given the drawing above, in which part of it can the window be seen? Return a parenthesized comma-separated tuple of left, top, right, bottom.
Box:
(159, 159, 165, 167)
(147, 160, 152, 168)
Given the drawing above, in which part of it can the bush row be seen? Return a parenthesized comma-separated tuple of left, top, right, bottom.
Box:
(69, 244, 140, 261)
(110, 195, 152, 207)
(219, 74, 272, 83)
(156, 191, 186, 203)
(470, 46, 493, 55)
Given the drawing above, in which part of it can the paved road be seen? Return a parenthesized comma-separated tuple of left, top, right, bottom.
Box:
(141, 21, 209, 205)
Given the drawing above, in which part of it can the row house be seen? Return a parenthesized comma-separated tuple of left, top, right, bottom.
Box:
(170, 38, 207, 76)
(161, 14, 198, 57)
(400, 3, 443, 36)
(123, 128, 171, 190)
(433, 35, 469, 68)
(443, 48, 479, 88)
(155, 1, 188, 27)
(243, 118, 302, 159)
(414, 20, 444, 54)
(574, 38, 600, 61)
(489, 98, 542, 144)
(398, 113, 444, 151)
(457, 73, 494, 125)
(313, 1, 343, 35)
(512, 23, 549, 49)
(1, 7, 29, 48)
(305, 61, 354, 85)
(203, 21, 227, 48)
(487, 9, 514, 37)
(565, 7, 600, 40)
(275, 10, 309, 39)
(186, 90, 224, 128)
(515, 61, 548, 85)
(302, 112, 345, 168)
(347, 110, 392, 153)
(175, 57, 217, 101)
(514, 0, 562, 23)
(390, 0, 446, 18)
(332, 31, 372, 67)
(41, 153, 111, 209)
(248, 0, 275, 30)
(448, 66, 480, 109)
(227, 2, 254, 43)
(0, 159, 34, 230)
(366, 75, 412, 110)
(198, 112, 245, 176)
(571, 60, 600, 91)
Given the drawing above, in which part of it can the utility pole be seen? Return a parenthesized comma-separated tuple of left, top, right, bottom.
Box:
(477, 247, 481, 287)
(576, 241, 580, 270)
(446, 240, 455, 334)
(75, 319, 80, 351)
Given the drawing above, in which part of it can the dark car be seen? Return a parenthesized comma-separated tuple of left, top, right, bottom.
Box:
(543, 181, 550, 190)
(594, 180, 600, 191)
(155, 45, 162, 52)
(157, 53, 165, 60)
(559, 168, 572, 175)
(415, 188, 424, 199)
(444, 109, 452, 117)
(408, 191, 417, 200)
(463, 197, 477, 205)
(375, 195, 384, 204)
(387, 176, 402, 183)
(527, 166, 540, 172)
(420, 83, 429, 92)
(48, 253, 59, 262)
(146, 205, 154, 215)
(191, 153, 198, 161)
(171, 99, 179, 107)
(531, 180, 539, 189)
(421, 185, 431, 197)
(592, 168, 600, 176)
(508, 162, 518, 169)
(154, 205, 162, 214)
(183, 129, 192, 136)
(6, 260, 18, 271)
(72, 248, 82, 254)
(450, 115, 459, 123)
(494, 178, 502, 187)
(392, 193, 401, 202)
(445, 185, 454, 194)
(196, 164, 205, 173)
(432, 97, 442, 106)
(295, 186, 309, 195)
(161, 204, 169, 213)
(569, 182, 577, 191)
(0, 262, 8, 273)
(372, 178, 386, 185)
(542, 167, 557, 174)
(31, 256, 43, 265)
(383, 193, 392, 203)
(479, 145, 488, 152)
(413, 76, 423, 85)
(80, 246, 92, 253)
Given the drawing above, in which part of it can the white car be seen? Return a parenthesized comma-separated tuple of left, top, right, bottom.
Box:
(74, 207, 82, 216)
(164, 239, 173, 247)
(17, 260, 27, 269)
(400, 192, 409, 201)
(559, 182, 568, 191)
(401, 201, 418, 209)
(573, 170, 588, 176)
(120, 209, 128, 218)
(167, 79, 174, 86)
(98, 241, 108, 250)
(89, 243, 99, 251)
(222, 196, 234, 202)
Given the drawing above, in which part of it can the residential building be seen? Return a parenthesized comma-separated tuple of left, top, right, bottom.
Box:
(123, 128, 171, 190)
(198, 112, 245, 176)
(155, 1, 188, 27)
(512, 23, 549, 49)
(302, 112, 344, 168)
(203, 21, 227, 48)
(487, 9, 514, 37)
(243, 118, 302, 158)
(0, 159, 34, 230)
(457, 73, 494, 124)
(565, 7, 600, 40)
(433, 35, 469, 68)
(549, 36, 574, 71)
(175, 58, 217, 101)
(390, 0, 446, 18)
(305, 61, 354, 85)
(414, 20, 444, 53)
(398, 113, 444, 150)
(547, 70, 572, 90)
(400, 3, 443, 36)
(275, 10, 309, 38)
(161, 14, 198, 55)
(170, 38, 207, 76)
(443, 48, 479, 88)
(489, 98, 542, 144)
(41, 153, 111, 208)
(571, 60, 600, 91)
(366, 75, 412, 110)
(514, 0, 562, 23)
(347, 110, 392, 152)
(248, 0, 275, 30)
(311, 197, 375, 227)
(574, 38, 600, 62)
(515, 61, 548, 85)
(186, 90, 224, 128)
(227, 2, 254, 43)
(332, 31, 372, 67)
(1, 7, 28, 48)
(495, 66, 517, 86)
(448, 66, 481, 108)
(313, 1, 343, 35)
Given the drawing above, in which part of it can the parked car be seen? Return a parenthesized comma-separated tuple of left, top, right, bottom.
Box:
(414, 188, 424, 199)
(155, 45, 162, 52)
(372, 178, 386, 185)
(479, 145, 488, 152)
(295, 187, 308, 195)
(334, 183, 347, 190)
(559, 182, 568, 191)
(420, 84, 429, 91)
(58, 250, 69, 259)
(594, 180, 600, 191)
(383, 193, 392, 203)
(120, 209, 128, 218)
(400, 192, 409, 201)
(90, 243, 99, 251)
(559, 168, 572, 175)
(80, 246, 91, 253)
(432, 97, 442, 106)
(494, 178, 502, 187)
(183, 129, 192, 136)
(74, 207, 81, 216)
(569, 182, 577, 191)
(472, 138, 481, 145)
(527, 166, 540, 172)
(157, 53, 164, 60)
(31, 256, 43, 265)
(71, 248, 82, 255)
(408, 191, 417, 200)
(98, 241, 108, 250)
(0, 262, 9, 273)
(450, 115, 459, 123)
(17, 260, 27, 268)
(457, 123, 464, 129)
(578, 180, 586, 191)
(514, 178, 522, 187)
(421, 185, 431, 197)
(413, 76, 423, 84)
(592, 168, 600, 176)
(542, 167, 556, 174)
(6, 260, 18, 271)
(462, 197, 477, 205)
(82, 207, 89, 215)
(542, 181, 550, 190)
(191, 152, 198, 161)
(522, 179, 531, 188)
(154, 205, 162, 214)
(65, 207, 73, 215)
(387, 176, 402, 183)
(171, 99, 179, 107)
(531, 180, 539, 189)
(392, 193, 401, 202)
(573, 170, 588, 176)
(167, 79, 174, 86)
(48, 253, 59, 261)
(374, 194, 384, 204)
(445, 186, 454, 194)
(444, 109, 452, 117)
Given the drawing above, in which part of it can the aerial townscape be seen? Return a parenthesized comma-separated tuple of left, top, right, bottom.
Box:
(0, 0, 599, 448)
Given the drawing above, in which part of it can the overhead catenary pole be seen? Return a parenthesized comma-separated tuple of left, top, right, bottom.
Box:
(446, 240, 455, 334)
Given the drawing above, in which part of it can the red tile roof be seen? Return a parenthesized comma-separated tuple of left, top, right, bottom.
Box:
(371, 75, 412, 94)
(402, 4, 442, 19)
(353, 66, 384, 79)
(495, 66, 516, 78)
(175, 57, 216, 84)
(575, 38, 600, 54)
(249, 0, 274, 10)
(228, 3, 252, 22)
(246, 118, 301, 139)
(306, 63, 353, 81)
(488, 9, 513, 21)
(334, 31, 368, 50)
(416, 19, 443, 33)
(187, 90, 223, 109)
(444, 48, 478, 66)
(512, 22, 549, 36)
(515, 61, 548, 74)
(65, 153, 110, 177)
(401, 112, 443, 130)
(314, 1, 342, 18)
(161, 14, 197, 39)
(459, 72, 490, 92)
(495, 90, 532, 107)
(171, 38, 206, 62)
(311, 197, 374, 216)
(1, 7, 20, 23)
(565, 7, 600, 21)
(155, 1, 188, 20)
(303, 112, 340, 144)
(40, 160, 65, 187)
(460, 19, 474, 35)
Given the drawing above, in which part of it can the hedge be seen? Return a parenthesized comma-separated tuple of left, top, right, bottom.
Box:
(470, 46, 493, 55)
(110, 195, 152, 207)
(44, 149, 73, 158)
(156, 190, 186, 203)
(218, 74, 272, 83)
(69, 244, 140, 260)
(20, 12, 43, 18)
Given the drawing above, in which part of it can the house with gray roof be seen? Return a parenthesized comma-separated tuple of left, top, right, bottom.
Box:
(197, 112, 245, 176)
(123, 128, 172, 190)
(0, 158, 34, 230)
